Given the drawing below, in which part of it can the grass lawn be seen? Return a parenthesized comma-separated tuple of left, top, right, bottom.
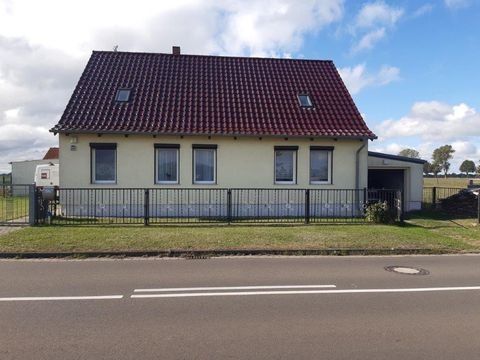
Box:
(0, 211, 479, 253)
(424, 177, 478, 188)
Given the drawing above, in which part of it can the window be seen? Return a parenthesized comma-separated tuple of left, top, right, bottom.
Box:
(310, 146, 333, 184)
(115, 89, 131, 102)
(274, 146, 298, 184)
(91, 143, 116, 183)
(193, 145, 217, 184)
(298, 94, 313, 108)
(155, 144, 179, 184)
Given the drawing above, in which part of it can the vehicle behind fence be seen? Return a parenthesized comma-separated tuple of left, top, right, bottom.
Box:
(35, 187, 403, 225)
(0, 184, 32, 225)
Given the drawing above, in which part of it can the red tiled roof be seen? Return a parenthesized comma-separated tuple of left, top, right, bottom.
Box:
(42, 147, 59, 160)
(52, 51, 376, 139)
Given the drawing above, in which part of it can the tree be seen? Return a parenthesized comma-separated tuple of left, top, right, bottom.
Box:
(459, 160, 476, 177)
(398, 148, 420, 158)
(423, 161, 432, 176)
(432, 145, 455, 178)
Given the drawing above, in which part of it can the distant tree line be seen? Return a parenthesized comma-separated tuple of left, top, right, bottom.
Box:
(398, 145, 480, 178)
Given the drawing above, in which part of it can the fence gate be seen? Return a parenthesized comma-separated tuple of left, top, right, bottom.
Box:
(0, 184, 33, 225)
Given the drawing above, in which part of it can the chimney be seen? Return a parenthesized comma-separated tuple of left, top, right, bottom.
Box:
(172, 46, 181, 55)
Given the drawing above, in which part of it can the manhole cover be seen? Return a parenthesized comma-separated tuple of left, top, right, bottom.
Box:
(385, 266, 429, 275)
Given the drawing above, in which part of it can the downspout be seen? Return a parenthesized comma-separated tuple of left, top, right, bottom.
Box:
(355, 139, 366, 190)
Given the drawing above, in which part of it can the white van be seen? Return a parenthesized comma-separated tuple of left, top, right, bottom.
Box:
(34, 163, 59, 188)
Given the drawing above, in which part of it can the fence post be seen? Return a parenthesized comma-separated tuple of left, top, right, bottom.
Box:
(305, 189, 310, 224)
(399, 190, 404, 224)
(477, 191, 480, 225)
(227, 189, 232, 223)
(28, 185, 36, 226)
(432, 186, 437, 209)
(144, 189, 150, 226)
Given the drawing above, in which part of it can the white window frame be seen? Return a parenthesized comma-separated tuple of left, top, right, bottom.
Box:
(91, 144, 117, 184)
(309, 147, 333, 185)
(155, 146, 179, 185)
(274, 147, 297, 185)
(193, 147, 216, 185)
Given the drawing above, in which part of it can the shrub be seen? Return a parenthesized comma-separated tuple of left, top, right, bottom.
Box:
(365, 201, 397, 224)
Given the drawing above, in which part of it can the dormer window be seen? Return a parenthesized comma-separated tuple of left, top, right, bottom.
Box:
(298, 94, 313, 108)
(116, 89, 131, 102)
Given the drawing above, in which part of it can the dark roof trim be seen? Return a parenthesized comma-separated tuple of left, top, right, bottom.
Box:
(368, 151, 426, 164)
(154, 143, 180, 149)
(192, 144, 218, 149)
(90, 143, 117, 149)
(310, 146, 334, 151)
(51, 129, 375, 140)
(274, 146, 299, 151)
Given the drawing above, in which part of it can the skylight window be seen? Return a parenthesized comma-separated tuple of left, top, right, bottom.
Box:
(116, 89, 131, 102)
(298, 94, 313, 108)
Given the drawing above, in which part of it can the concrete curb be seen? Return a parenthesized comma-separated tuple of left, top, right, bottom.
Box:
(0, 248, 462, 259)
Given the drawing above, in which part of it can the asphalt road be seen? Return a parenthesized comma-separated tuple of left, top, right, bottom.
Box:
(1, 255, 480, 359)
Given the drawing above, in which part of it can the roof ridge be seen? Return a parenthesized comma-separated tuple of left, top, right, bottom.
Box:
(91, 50, 334, 63)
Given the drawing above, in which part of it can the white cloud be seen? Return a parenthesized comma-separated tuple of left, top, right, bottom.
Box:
(412, 4, 434, 18)
(338, 63, 400, 94)
(350, 1, 403, 53)
(219, 0, 344, 56)
(352, 27, 385, 53)
(376, 101, 480, 141)
(445, 0, 470, 9)
(354, 1, 403, 29)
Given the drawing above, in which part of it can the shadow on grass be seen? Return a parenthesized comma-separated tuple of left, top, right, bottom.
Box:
(405, 209, 477, 229)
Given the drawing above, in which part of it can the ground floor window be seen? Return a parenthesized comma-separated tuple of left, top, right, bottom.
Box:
(90, 143, 117, 184)
(193, 145, 217, 184)
(274, 146, 298, 184)
(155, 144, 179, 184)
(310, 146, 333, 184)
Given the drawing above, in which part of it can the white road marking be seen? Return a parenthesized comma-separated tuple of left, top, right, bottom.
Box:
(131, 286, 480, 299)
(0, 295, 124, 302)
(134, 285, 337, 292)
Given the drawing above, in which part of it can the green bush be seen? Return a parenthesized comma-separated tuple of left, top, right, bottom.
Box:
(365, 201, 397, 224)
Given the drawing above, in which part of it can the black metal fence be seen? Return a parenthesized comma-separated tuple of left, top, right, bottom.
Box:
(37, 187, 402, 225)
(0, 184, 33, 225)
(422, 187, 465, 209)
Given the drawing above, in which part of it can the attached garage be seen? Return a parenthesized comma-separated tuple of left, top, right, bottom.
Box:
(368, 152, 425, 212)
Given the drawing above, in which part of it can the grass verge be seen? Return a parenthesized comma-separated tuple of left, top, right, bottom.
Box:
(0, 212, 479, 254)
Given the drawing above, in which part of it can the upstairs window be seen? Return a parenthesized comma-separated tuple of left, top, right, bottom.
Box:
(115, 89, 131, 102)
(298, 94, 313, 108)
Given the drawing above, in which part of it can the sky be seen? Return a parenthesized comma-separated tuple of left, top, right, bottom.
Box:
(1, 0, 479, 173)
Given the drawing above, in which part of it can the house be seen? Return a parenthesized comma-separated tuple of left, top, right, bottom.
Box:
(50, 47, 420, 218)
(10, 147, 59, 186)
(52, 47, 375, 190)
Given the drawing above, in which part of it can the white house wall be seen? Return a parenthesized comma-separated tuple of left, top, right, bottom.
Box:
(59, 133, 368, 189)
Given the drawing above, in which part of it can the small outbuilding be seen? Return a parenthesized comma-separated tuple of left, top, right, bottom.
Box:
(368, 152, 426, 212)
